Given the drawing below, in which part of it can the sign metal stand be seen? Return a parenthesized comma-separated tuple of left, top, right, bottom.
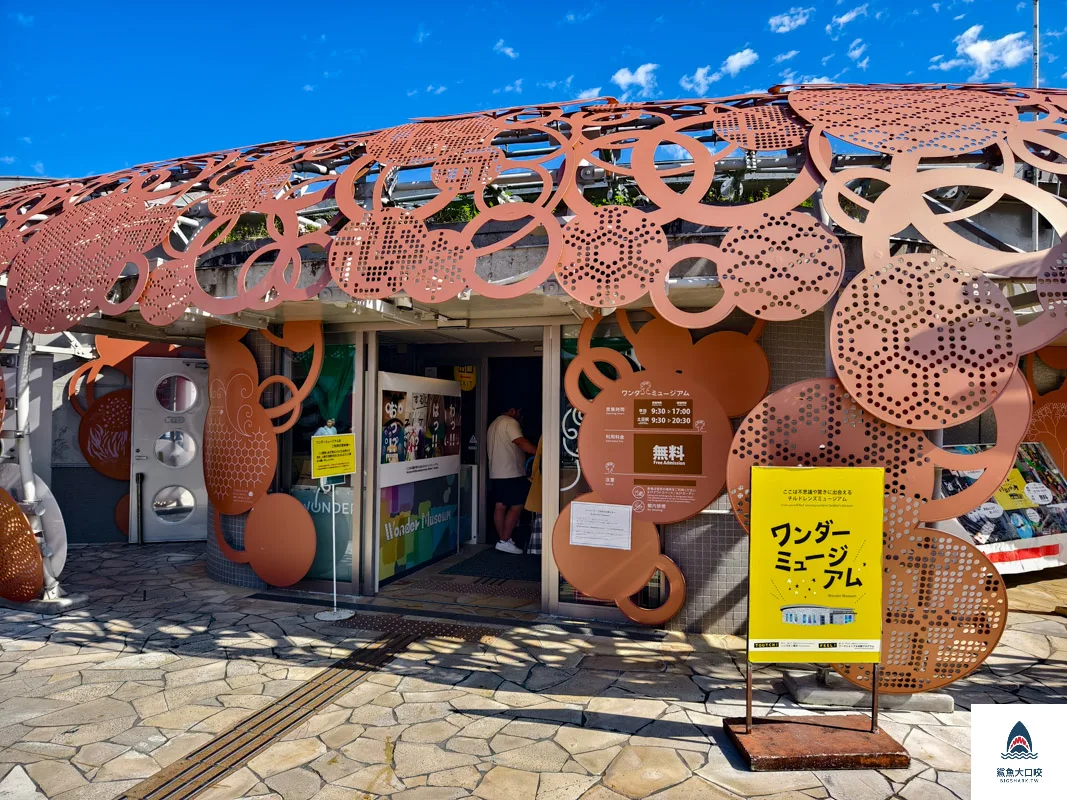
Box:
(310, 434, 357, 623)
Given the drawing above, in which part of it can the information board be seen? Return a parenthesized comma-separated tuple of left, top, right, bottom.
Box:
(748, 466, 884, 664)
(310, 433, 356, 479)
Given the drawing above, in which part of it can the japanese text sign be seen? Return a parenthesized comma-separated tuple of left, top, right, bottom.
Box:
(748, 466, 884, 663)
(311, 434, 357, 479)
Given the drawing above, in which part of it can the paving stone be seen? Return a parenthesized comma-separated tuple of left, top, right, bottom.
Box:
(393, 788, 467, 800)
(537, 773, 598, 800)
(149, 733, 215, 768)
(646, 777, 737, 800)
(74, 742, 131, 768)
(247, 738, 327, 779)
(918, 724, 971, 754)
(0, 766, 45, 800)
(452, 694, 511, 713)
(22, 697, 135, 727)
(899, 778, 958, 800)
(501, 719, 561, 740)
(402, 720, 461, 743)
(54, 779, 142, 800)
(577, 786, 630, 800)
(25, 760, 86, 795)
(348, 703, 397, 726)
(492, 740, 570, 772)
(696, 747, 822, 796)
(428, 765, 482, 789)
(54, 715, 137, 747)
(904, 729, 971, 772)
(397, 702, 454, 724)
(307, 751, 363, 782)
(0, 698, 70, 728)
(556, 728, 630, 755)
(574, 746, 623, 774)
(8, 741, 77, 760)
(937, 771, 969, 798)
(46, 682, 123, 703)
(448, 736, 493, 756)
(320, 723, 365, 749)
(264, 767, 322, 800)
(142, 705, 220, 730)
(337, 763, 406, 794)
(394, 743, 482, 778)
(95, 750, 161, 782)
(475, 765, 540, 800)
(197, 766, 260, 800)
(461, 716, 511, 739)
(814, 770, 894, 800)
(491, 734, 536, 753)
(586, 697, 668, 733)
(340, 737, 389, 764)
(602, 746, 691, 799)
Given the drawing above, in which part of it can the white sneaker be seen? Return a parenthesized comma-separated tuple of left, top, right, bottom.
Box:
(495, 540, 524, 555)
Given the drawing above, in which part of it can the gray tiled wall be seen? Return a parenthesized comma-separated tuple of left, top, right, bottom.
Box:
(664, 312, 828, 635)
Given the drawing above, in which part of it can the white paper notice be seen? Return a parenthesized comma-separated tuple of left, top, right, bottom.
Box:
(569, 501, 632, 550)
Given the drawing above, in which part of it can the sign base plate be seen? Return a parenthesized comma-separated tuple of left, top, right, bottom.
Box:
(724, 715, 909, 771)
(314, 609, 356, 622)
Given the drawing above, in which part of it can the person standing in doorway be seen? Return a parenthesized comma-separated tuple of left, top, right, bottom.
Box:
(313, 418, 338, 437)
(487, 405, 537, 554)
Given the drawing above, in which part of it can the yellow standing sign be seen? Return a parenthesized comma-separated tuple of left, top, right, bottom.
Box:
(311, 434, 357, 480)
(748, 466, 884, 663)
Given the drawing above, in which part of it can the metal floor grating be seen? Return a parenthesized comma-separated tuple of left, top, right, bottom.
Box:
(335, 611, 504, 641)
(120, 633, 416, 800)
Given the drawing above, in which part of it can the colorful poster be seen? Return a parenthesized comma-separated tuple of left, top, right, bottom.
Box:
(378, 373, 462, 488)
(379, 475, 459, 583)
(748, 466, 884, 664)
(940, 442, 1067, 574)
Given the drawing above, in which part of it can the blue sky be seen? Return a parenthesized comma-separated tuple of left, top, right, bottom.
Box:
(2, 1, 1065, 178)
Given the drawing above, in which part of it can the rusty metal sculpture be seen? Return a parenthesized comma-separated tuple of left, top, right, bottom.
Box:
(552, 310, 768, 624)
(727, 375, 1030, 691)
(204, 321, 322, 587)
(0, 486, 41, 602)
(1025, 346, 1067, 472)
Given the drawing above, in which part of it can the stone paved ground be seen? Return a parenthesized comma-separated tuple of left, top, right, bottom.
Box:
(0, 545, 1065, 800)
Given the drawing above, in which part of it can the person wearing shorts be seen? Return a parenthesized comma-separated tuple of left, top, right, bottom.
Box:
(487, 406, 537, 554)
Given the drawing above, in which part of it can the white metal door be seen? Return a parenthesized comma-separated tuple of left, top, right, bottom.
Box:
(130, 357, 209, 543)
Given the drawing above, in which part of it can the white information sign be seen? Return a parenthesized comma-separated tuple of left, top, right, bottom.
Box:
(569, 501, 632, 550)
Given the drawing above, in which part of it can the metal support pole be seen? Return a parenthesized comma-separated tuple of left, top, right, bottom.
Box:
(745, 660, 753, 735)
(871, 664, 881, 733)
(1033, 0, 1041, 252)
(330, 482, 338, 612)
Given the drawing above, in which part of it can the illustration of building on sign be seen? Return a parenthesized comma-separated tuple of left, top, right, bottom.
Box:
(781, 605, 856, 626)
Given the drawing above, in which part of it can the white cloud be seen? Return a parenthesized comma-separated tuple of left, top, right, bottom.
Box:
(774, 50, 800, 63)
(426, 84, 447, 95)
(19, 136, 31, 144)
(406, 89, 418, 97)
(493, 39, 519, 59)
(563, 7, 597, 23)
(954, 14, 965, 21)
(0, 156, 15, 165)
(848, 39, 867, 61)
(930, 54, 943, 62)
(680, 66, 717, 94)
(11, 12, 32, 26)
(1016, 1, 1025, 9)
(414, 24, 430, 44)
(822, 53, 835, 65)
(857, 56, 870, 70)
(931, 24, 1030, 80)
(303, 84, 315, 92)
(493, 79, 523, 94)
(679, 49, 759, 95)
(932, 2, 940, 12)
(722, 48, 759, 76)
(576, 87, 602, 100)
(612, 63, 659, 97)
(780, 68, 833, 85)
(826, 4, 868, 35)
(31, 161, 44, 175)
(768, 7, 815, 33)
(539, 76, 574, 91)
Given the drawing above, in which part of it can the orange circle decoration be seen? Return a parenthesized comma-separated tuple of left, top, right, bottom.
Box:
(404, 230, 472, 304)
(78, 389, 133, 481)
(557, 206, 668, 307)
(789, 88, 1018, 156)
(240, 494, 316, 587)
(552, 492, 685, 625)
(834, 528, 1007, 693)
(719, 211, 845, 320)
(114, 494, 130, 538)
(0, 487, 42, 603)
(712, 104, 809, 152)
(327, 209, 427, 299)
(831, 254, 1019, 430)
(576, 369, 732, 524)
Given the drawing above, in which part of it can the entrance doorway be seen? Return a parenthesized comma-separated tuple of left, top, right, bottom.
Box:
(371, 330, 544, 614)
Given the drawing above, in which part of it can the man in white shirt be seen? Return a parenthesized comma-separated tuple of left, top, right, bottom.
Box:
(313, 418, 338, 437)
(487, 406, 538, 554)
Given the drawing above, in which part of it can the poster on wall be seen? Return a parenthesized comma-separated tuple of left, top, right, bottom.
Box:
(290, 486, 354, 581)
(748, 466, 884, 664)
(377, 372, 462, 586)
(940, 442, 1067, 574)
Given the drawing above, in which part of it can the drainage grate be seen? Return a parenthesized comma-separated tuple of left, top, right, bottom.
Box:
(336, 611, 503, 642)
(120, 633, 417, 800)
